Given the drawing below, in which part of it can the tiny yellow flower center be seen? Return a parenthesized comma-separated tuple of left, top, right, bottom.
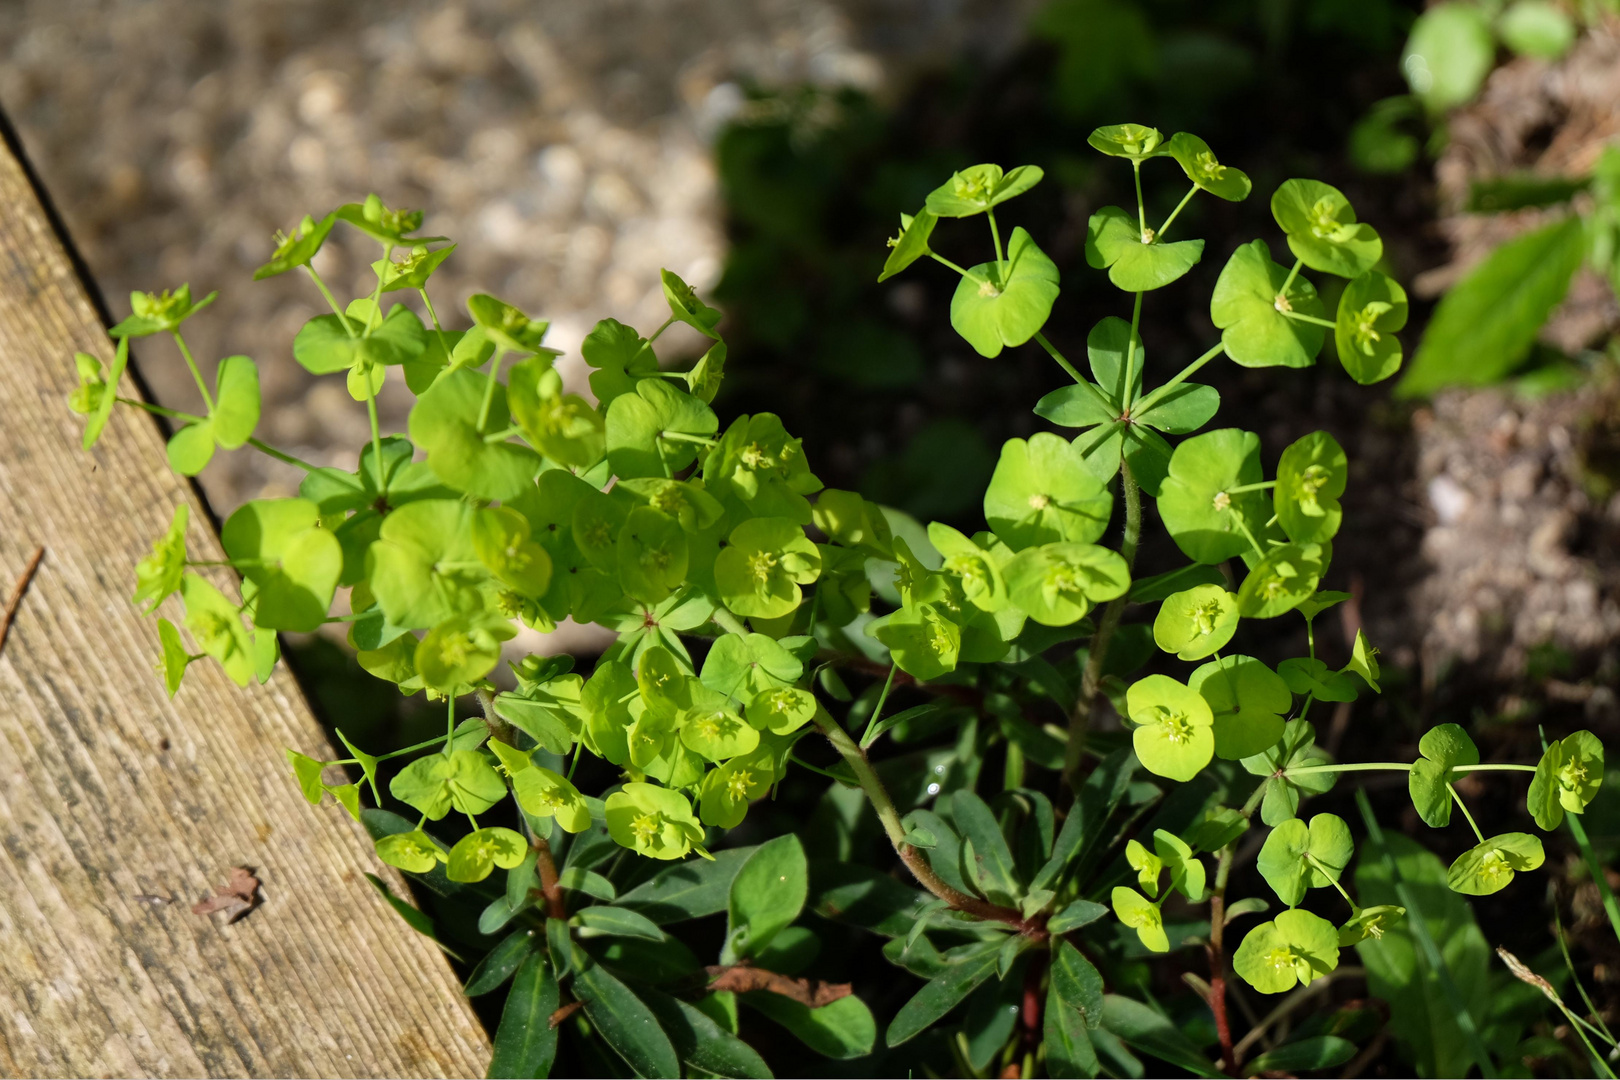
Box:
(631, 812, 664, 847)
(747, 549, 778, 584)
(1195, 150, 1225, 180)
(1028, 493, 1052, 510)
(1212, 491, 1232, 512)
(726, 769, 755, 801)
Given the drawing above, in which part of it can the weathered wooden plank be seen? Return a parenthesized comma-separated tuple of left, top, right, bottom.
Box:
(0, 124, 490, 1075)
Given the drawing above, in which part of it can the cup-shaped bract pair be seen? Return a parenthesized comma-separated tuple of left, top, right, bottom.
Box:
(1527, 730, 1605, 830)
(605, 781, 707, 861)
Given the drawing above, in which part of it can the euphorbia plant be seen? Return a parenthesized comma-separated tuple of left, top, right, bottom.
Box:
(71, 127, 1603, 1077)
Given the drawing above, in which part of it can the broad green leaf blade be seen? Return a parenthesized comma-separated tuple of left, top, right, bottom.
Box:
(641, 988, 774, 1078)
(211, 355, 261, 448)
(1134, 382, 1218, 434)
(574, 905, 667, 942)
(809, 862, 933, 938)
(1210, 239, 1326, 369)
(1100, 994, 1223, 1078)
(726, 835, 808, 962)
(1355, 822, 1494, 1079)
(487, 952, 559, 1079)
(1403, 2, 1495, 111)
(744, 993, 876, 1060)
(952, 790, 1022, 905)
(1246, 1036, 1357, 1075)
(1049, 941, 1104, 1025)
(885, 945, 1001, 1047)
(949, 227, 1060, 358)
(573, 958, 681, 1079)
(82, 338, 129, 449)
(1397, 216, 1584, 398)
(464, 928, 537, 996)
(615, 846, 754, 924)
(1335, 271, 1408, 385)
(1045, 977, 1100, 1078)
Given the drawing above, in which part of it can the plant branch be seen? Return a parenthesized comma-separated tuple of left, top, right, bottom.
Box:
(1063, 459, 1141, 794)
(533, 836, 567, 921)
(810, 710, 1034, 933)
(1134, 341, 1225, 414)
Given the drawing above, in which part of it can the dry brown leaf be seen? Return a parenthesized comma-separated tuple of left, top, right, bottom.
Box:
(192, 866, 262, 923)
(704, 964, 852, 1008)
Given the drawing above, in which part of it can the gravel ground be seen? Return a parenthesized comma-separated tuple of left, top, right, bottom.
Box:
(0, 0, 1033, 511)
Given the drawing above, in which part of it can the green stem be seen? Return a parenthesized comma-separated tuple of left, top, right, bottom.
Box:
(1278, 257, 1304, 301)
(1033, 332, 1113, 407)
(1225, 480, 1277, 494)
(304, 266, 356, 336)
(1451, 763, 1537, 773)
(1133, 341, 1225, 414)
(365, 384, 386, 493)
(170, 330, 215, 413)
(646, 316, 677, 345)
(361, 244, 392, 340)
(1447, 783, 1486, 844)
(377, 732, 456, 761)
(713, 608, 749, 636)
(928, 251, 985, 283)
(787, 754, 848, 783)
(809, 710, 1032, 932)
(118, 397, 203, 424)
(987, 208, 1005, 279)
(1157, 183, 1199, 241)
(249, 439, 318, 472)
(476, 349, 507, 433)
(1281, 310, 1337, 329)
(1133, 162, 1147, 239)
(859, 663, 899, 748)
(1122, 292, 1144, 412)
(483, 425, 522, 444)
(567, 739, 584, 782)
(1232, 513, 1267, 560)
(419, 286, 452, 359)
(1063, 460, 1141, 794)
(1284, 761, 1412, 777)
(1565, 810, 1620, 944)
(659, 430, 719, 447)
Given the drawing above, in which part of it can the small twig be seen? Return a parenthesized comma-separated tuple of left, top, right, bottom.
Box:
(547, 1000, 583, 1029)
(0, 545, 45, 656)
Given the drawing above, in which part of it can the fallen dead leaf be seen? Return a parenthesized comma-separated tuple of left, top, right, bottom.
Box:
(192, 866, 262, 923)
(704, 964, 852, 1008)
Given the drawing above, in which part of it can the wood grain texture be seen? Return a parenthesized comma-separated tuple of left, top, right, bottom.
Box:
(0, 130, 490, 1075)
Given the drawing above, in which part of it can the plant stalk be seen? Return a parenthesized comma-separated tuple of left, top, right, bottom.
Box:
(1063, 460, 1141, 794)
(810, 711, 1032, 932)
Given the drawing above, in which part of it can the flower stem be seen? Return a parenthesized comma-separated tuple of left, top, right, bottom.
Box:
(927, 251, 984, 283)
(1281, 310, 1336, 329)
(170, 330, 215, 413)
(859, 663, 899, 748)
(476, 349, 506, 433)
(1064, 459, 1141, 794)
(1448, 782, 1486, 844)
(419, 286, 452, 360)
(362, 244, 391, 340)
(117, 396, 202, 424)
(1285, 761, 1412, 777)
(1133, 341, 1225, 414)
(1278, 257, 1304, 301)
(1157, 183, 1199, 241)
(987, 208, 1005, 278)
(304, 265, 356, 336)
(248, 438, 318, 472)
(1122, 292, 1144, 412)
(1133, 161, 1147, 239)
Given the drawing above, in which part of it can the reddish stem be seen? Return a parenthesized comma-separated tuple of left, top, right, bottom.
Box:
(534, 836, 567, 921)
(1207, 894, 1238, 1073)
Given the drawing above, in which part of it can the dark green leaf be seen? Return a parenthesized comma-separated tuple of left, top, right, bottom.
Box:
(1048, 899, 1110, 935)
(1050, 941, 1105, 1025)
(809, 861, 933, 937)
(1101, 994, 1223, 1077)
(641, 988, 774, 1078)
(487, 952, 558, 1079)
(1046, 976, 1100, 1078)
(615, 846, 755, 923)
(744, 993, 876, 1060)
(1128, 564, 1226, 605)
(953, 790, 1022, 905)
(726, 835, 808, 962)
(885, 945, 1001, 1047)
(573, 958, 680, 1079)
(1244, 1036, 1356, 1076)
(1398, 217, 1585, 397)
(465, 928, 537, 996)
(574, 905, 667, 942)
